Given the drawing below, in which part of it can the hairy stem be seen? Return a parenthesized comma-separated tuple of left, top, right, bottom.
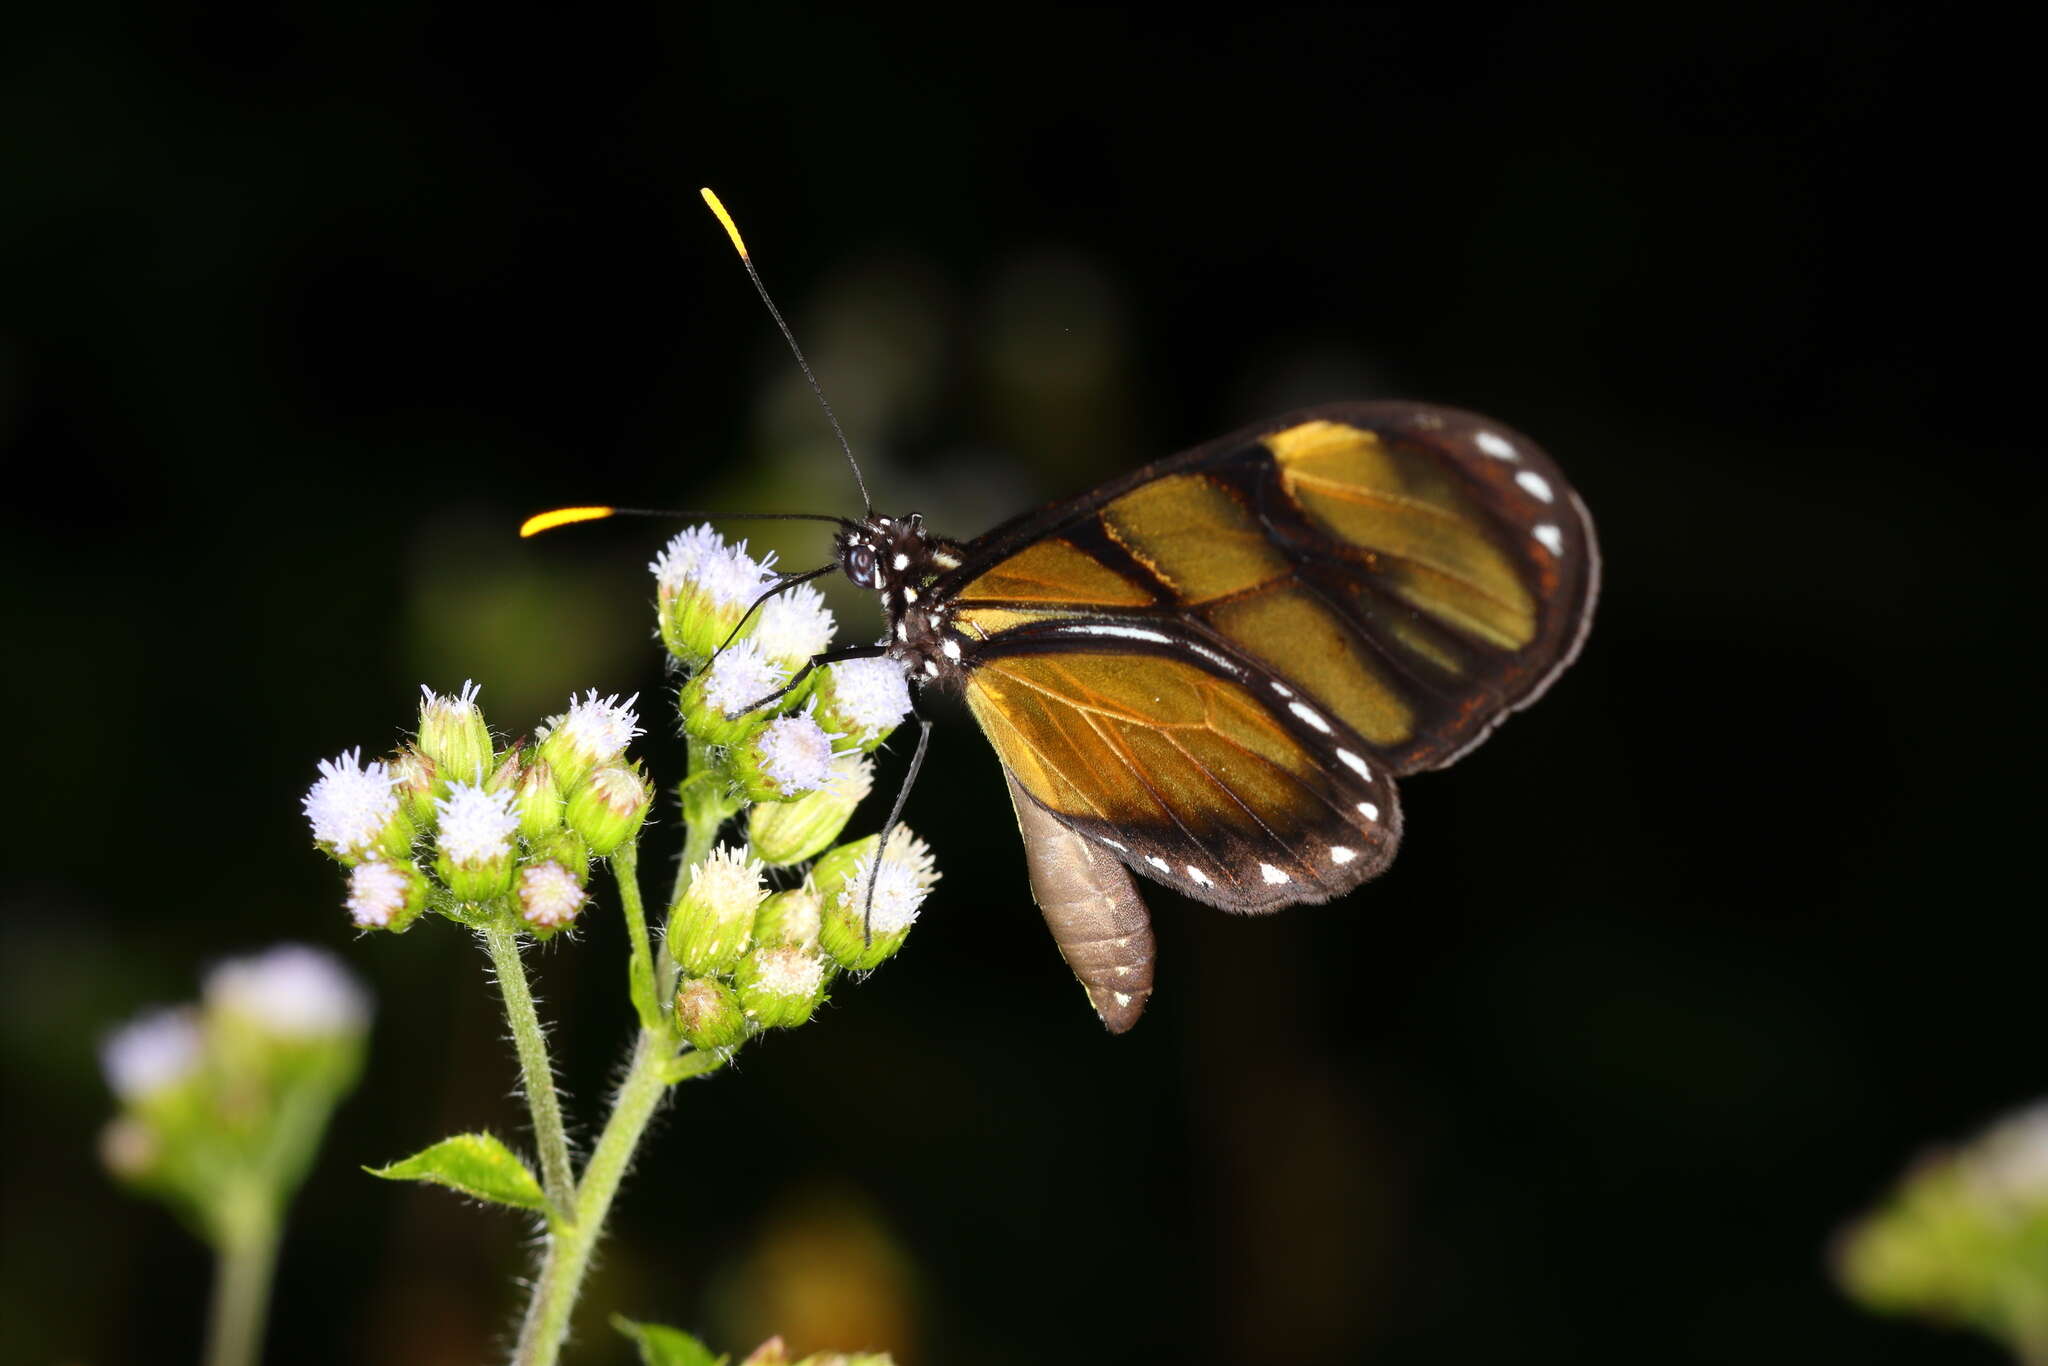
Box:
(612, 839, 661, 1030)
(512, 1028, 672, 1366)
(482, 920, 577, 1221)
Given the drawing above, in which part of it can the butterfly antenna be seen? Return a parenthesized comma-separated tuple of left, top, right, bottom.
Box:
(701, 187, 874, 517)
(519, 506, 851, 538)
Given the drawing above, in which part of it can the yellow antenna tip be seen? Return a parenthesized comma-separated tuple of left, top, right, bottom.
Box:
(520, 506, 616, 538)
(700, 187, 749, 260)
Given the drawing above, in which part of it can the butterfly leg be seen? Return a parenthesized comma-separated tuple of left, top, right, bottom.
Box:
(861, 709, 933, 943)
(732, 642, 891, 716)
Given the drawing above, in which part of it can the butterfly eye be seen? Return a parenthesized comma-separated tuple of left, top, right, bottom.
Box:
(846, 543, 879, 590)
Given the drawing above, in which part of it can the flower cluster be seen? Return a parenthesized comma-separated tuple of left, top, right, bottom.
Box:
(1836, 1098, 2048, 1358)
(659, 525, 911, 823)
(665, 821, 938, 1050)
(100, 946, 369, 1243)
(305, 683, 650, 937)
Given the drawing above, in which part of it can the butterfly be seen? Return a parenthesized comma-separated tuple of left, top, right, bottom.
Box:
(534, 191, 1599, 1032)
(825, 402, 1598, 1030)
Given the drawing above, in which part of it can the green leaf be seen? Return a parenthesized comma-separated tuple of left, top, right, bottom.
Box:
(364, 1132, 547, 1212)
(612, 1315, 725, 1366)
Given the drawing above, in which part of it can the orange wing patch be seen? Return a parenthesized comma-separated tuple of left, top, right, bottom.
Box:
(1265, 420, 1537, 650)
(955, 537, 1154, 608)
(963, 651, 1398, 911)
(1203, 585, 1416, 746)
(1098, 472, 1290, 603)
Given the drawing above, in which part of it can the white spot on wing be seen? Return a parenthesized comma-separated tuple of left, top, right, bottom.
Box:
(1259, 863, 1290, 885)
(1475, 430, 1518, 460)
(1515, 470, 1555, 503)
(1270, 681, 1293, 698)
(1358, 801, 1380, 822)
(1101, 837, 1127, 852)
(1330, 846, 1356, 864)
(1336, 748, 1371, 781)
(1533, 523, 1564, 555)
(1288, 701, 1330, 733)
(1187, 866, 1212, 886)
(1146, 855, 1169, 872)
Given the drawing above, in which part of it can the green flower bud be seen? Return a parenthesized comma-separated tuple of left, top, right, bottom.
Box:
(734, 943, 829, 1029)
(649, 524, 779, 667)
(513, 758, 563, 840)
(728, 712, 845, 805)
(678, 640, 786, 745)
(535, 691, 644, 792)
(432, 780, 519, 902)
(564, 762, 651, 856)
(345, 856, 431, 933)
(673, 976, 748, 1050)
(417, 681, 493, 788)
(748, 753, 875, 864)
(389, 746, 438, 830)
(303, 749, 415, 866)
(815, 827, 939, 972)
(753, 887, 824, 949)
(809, 656, 913, 752)
(516, 855, 588, 934)
(667, 844, 765, 976)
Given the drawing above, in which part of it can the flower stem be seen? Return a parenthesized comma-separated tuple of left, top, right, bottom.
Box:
(512, 1027, 673, 1366)
(612, 839, 661, 1030)
(482, 920, 578, 1222)
(203, 1193, 279, 1366)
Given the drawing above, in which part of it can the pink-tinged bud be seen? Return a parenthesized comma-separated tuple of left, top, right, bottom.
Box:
(564, 762, 650, 856)
(729, 713, 843, 804)
(346, 857, 430, 932)
(389, 746, 438, 829)
(517, 858, 588, 933)
(673, 976, 748, 1050)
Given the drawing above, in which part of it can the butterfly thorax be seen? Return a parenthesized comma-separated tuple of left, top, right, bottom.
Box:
(836, 511, 969, 687)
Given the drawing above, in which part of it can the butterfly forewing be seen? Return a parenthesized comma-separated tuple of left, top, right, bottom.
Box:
(941, 402, 1597, 912)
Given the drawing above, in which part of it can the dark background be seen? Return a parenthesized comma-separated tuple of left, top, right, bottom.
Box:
(2, 5, 2039, 1364)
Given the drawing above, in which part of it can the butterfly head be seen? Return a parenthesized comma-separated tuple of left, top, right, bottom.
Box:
(837, 512, 970, 683)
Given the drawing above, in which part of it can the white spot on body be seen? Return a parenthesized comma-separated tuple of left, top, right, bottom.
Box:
(1259, 863, 1291, 885)
(1358, 801, 1380, 822)
(1288, 701, 1331, 734)
(1146, 855, 1169, 872)
(923, 659, 939, 677)
(896, 621, 909, 641)
(1187, 866, 1213, 886)
(903, 587, 918, 604)
(1330, 846, 1356, 864)
(1113, 991, 1132, 1008)
(1475, 430, 1518, 461)
(893, 552, 909, 570)
(941, 638, 962, 661)
(1336, 748, 1372, 781)
(1515, 470, 1555, 503)
(1533, 523, 1564, 554)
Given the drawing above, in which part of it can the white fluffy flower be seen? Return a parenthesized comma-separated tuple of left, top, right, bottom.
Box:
(651, 524, 778, 606)
(690, 843, 766, 917)
(346, 859, 411, 928)
(205, 945, 370, 1038)
(552, 690, 643, 765)
(826, 656, 913, 738)
(101, 1007, 204, 1102)
(701, 639, 787, 718)
(839, 827, 939, 936)
(753, 583, 837, 667)
(753, 715, 838, 795)
(434, 781, 518, 865)
(303, 749, 398, 856)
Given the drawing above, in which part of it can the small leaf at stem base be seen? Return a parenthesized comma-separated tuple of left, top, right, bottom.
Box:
(364, 1132, 548, 1213)
(612, 1314, 727, 1366)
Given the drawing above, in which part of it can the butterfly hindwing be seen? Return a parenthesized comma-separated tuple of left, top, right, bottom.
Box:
(941, 401, 1597, 910)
